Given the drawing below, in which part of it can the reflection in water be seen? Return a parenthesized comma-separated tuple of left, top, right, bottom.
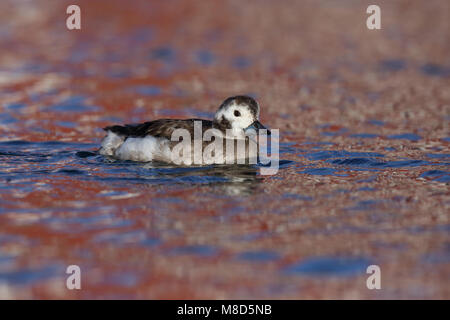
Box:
(139, 162, 262, 195)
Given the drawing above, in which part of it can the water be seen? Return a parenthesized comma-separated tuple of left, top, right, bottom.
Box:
(0, 137, 448, 297)
(0, 0, 449, 299)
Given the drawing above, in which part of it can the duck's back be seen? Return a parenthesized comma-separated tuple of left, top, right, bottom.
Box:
(104, 119, 213, 139)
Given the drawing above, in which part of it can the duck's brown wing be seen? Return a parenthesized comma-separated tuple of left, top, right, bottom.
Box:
(104, 119, 214, 140)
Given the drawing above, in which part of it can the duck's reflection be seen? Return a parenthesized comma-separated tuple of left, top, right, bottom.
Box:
(140, 162, 261, 195)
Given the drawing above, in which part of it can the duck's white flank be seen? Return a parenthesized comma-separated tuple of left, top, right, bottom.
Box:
(100, 131, 172, 162)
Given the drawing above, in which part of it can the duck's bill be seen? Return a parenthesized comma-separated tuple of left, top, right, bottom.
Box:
(245, 120, 271, 135)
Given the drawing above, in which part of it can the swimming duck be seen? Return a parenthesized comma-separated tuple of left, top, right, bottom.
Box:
(99, 95, 270, 164)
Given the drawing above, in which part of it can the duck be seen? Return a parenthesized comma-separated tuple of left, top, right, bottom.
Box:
(99, 95, 271, 165)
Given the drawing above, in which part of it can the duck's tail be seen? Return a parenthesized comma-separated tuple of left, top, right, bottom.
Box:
(99, 128, 126, 156)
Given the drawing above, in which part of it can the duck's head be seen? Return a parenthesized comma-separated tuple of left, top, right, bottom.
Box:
(213, 95, 270, 137)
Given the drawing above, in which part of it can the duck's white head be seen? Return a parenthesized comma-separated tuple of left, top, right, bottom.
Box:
(213, 95, 270, 138)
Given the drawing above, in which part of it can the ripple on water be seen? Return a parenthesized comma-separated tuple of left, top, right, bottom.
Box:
(236, 251, 280, 262)
(150, 46, 175, 62)
(195, 50, 215, 66)
(420, 170, 450, 183)
(283, 256, 371, 277)
(5, 103, 26, 111)
(0, 113, 18, 125)
(379, 59, 406, 72)
(94, 230, 150, 245)
(47, 96, 100, 113)
(133, 85, 162, 96)
(304, 150, 384, 161)
(168, 245, 219, 257)
(420, 63, 450, 77)
(328, 158, 431, 169)
(387, 133, 421, 141)
(426, 153, 450, 160)
(349, 133, 379, 139)
(298, 167, 348, 177)
(0, 265, 61, 285)
(366, 119, 385, 126)
(232, 56, 251, 69)
(422, 244, 450, 264)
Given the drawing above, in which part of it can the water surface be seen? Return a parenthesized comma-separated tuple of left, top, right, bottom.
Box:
(0, 0, 449, 299)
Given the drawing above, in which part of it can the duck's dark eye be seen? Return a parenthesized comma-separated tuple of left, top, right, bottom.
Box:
(234, 110, 241, 117)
